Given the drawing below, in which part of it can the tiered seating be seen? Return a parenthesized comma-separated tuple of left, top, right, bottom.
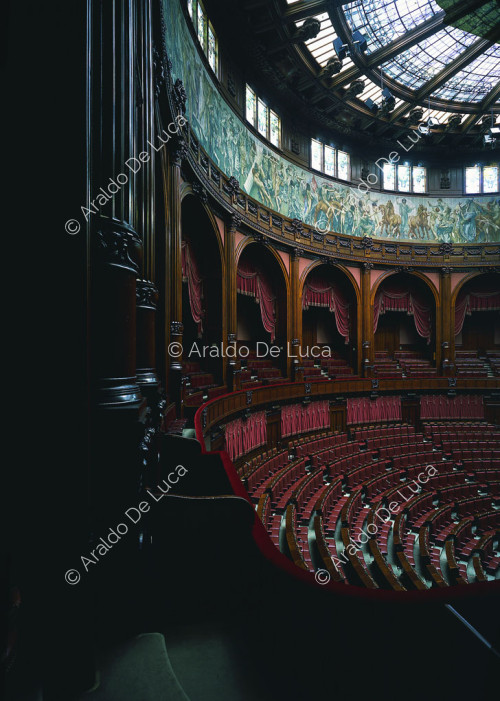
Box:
(320, 356, 353, 378)
(248, 420, 500, 589)
(486, 350, 500, 377)
(455, 350, 489, 378)
(239, 355, 286, 385)
(242, 449, 289, 489)
(373, 355, 403, 379)
(396, 352, 430, 366)
(185, 384, 228, 406)
(163, 402, 187, 435)
(372, 350, 438, 378)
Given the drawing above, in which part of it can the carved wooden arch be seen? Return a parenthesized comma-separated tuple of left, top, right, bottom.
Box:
(299, 259, 361, 307)
(180, 187, 225, 274)
(235, 238, 291, 297)
(370, 269, 439, 309)
(450, 270, 500, 309)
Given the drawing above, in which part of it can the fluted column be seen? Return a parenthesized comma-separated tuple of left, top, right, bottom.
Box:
(136, 0, 156, 281)
(89, 0, 143, 407)
(226, 212, 241, 391)
(291, 248, 302, 380)
(361, 263, 374, 377)
(92, 218, 144, 406)
(440, 267, 454, 376)
(166, 136, 188, 408)
(136, 279, 160, 393)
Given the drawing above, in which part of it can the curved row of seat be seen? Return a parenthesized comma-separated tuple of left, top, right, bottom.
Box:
(244, 421, 500, 591)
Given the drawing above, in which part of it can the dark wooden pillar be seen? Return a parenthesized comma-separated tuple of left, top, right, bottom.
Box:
(440, 267, 454, 376)
(361, 263, 374, 377)
(92, 219, 144, 408)
(291, 248, 303, 380)
(136, 279, 160, 396)
(226, 212, 241, 391)
(87, 0, 153, 552)
(166, 137, 188, 409)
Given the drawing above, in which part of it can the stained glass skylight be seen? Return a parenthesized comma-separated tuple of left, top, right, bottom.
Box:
(296, 0, 500, 114)
(380, 27, 476, 91)
(431, 44, 500, 102)
(343, 0, 438, 55)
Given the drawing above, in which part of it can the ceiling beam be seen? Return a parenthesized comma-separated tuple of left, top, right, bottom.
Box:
(284, 0, 328, 22)
(327, 0, 500, 116)
(482, 82, 500, 111)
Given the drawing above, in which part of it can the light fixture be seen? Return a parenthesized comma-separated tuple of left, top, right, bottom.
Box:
(333, 37, 347, 61)
(351, 30, 367, 53)
(365, 98, 379, 113)
(333, 31, 366, 60)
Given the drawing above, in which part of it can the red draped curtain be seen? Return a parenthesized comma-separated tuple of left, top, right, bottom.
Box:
(182, 241, 204, 336)
(454, 288, 500, 336)
(420, 395, 484, 420)
(237, 260, 276, 342)
(374, 283, 432, 343)
(281, 400, 330, 437)
(302, 274, 350, 344)
(347, 396, 402, 425)
(223, 411, 267, 462)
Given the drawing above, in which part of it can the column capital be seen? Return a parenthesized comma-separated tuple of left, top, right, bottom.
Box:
(170, 135, 189, 166)
(136, 279, 159, 310)
(226, 210, 242, 232)
(95, 217, 142, 275)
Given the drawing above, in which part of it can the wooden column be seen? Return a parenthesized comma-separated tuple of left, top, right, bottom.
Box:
(361, 263, 374, 377)
(291, 248, 303, 380)
(136, 279, 160, 395)
(440, 267, 454, 376)
(226, 212, 241, 391)
(166, 137, 188, 409)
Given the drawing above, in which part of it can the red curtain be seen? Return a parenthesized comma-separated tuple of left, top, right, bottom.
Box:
(224, 411, 267, 462)
(281, 400, 330, 437)
(374, 283, 432, 343)
(182, 241, 204, 336)
(302, 275, 350, 344)
(237, 260, 276, 342)
(347, 396, 402, 424)
(420, 395, 484, 420)
(454, 289, 500, 336)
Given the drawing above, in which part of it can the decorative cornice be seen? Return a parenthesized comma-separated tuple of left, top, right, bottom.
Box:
(178, 128, 500, 271)
(223, 176, 240, 199)
(172, 78, 187, 115)
(227, 210, 243, 231)
(439, 242, 453, 255)
(170, 135, 188, 166)
(192, 180, 208, 204)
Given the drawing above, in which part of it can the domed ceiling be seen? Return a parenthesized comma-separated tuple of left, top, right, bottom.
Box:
(205, 0, 500, 155)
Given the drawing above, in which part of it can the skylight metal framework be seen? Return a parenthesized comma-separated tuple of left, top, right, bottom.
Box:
(292, 0, 500, 126)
